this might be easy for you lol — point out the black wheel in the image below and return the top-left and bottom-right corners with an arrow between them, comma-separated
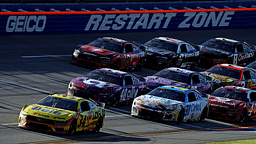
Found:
136,59 -> 144,71
200,107 -> 208,121
112,59 -> 121,70
176,109 -> 184,124
93,117 -> 103,133
239,109 -> 247,123
68,121 -> 76,135
111,94 -> 120,107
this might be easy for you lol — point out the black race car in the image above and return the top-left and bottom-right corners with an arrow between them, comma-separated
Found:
143,37 -> 200,70
199,37 -> 256,68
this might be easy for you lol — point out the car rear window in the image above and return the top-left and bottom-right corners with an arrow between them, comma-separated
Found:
86,70 -> 123,86
211,88 -> 247,101
148,87 -> 185,102
145,39 -> 178,52
207,65 -> 241,80
89,38 -> 122,53
154,69 -> 190,84
202,39 -> 233,53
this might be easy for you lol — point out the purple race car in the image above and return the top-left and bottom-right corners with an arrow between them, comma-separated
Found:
67,68 -> 148,106
145,67 -> 213,95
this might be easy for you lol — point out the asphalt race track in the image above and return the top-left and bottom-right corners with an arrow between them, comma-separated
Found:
1,29 -> 256,144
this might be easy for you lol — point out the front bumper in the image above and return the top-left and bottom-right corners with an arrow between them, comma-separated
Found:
208,107 -> 242,122
131,106 -> 177,122
18,116 -> 71,134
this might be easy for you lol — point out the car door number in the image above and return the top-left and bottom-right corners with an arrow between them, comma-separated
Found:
120,88 -> 138,100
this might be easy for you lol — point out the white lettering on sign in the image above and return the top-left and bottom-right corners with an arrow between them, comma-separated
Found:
85,13 -> 176,31
85,11 -> 234,31
6,15 -> 47,32
178,11 -> 235,28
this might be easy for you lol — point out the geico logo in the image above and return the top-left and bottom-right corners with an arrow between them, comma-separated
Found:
84,11 -> 234,31
6,15 -> 47,32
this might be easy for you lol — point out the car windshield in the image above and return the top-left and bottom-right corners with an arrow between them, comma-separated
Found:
202,39 -> 233,53
154,69 -> 189,84
148,87 -> 185,102
88,38 -> 122,53
86,70 -> 123,86
145,39 -> 178,52
211,88 -> 247,101
207,65 -> 241,79
37,96 -> 78,111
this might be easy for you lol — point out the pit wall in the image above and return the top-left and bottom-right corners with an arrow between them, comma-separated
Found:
1,1 -> 256,35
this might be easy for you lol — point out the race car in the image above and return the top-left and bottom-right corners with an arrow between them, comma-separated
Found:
201,64 -> 256,91
199,37 -> 256,68
18,94 -> 105,135
71,37 -> 145,71
67,68 -> 148,106
208,86 -> 256,122
145,67 -> 212,95
131,86 -> 209,123
143,37 -> 200,70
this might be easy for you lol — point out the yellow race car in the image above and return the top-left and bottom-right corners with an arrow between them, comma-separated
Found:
18,94 -> 105,135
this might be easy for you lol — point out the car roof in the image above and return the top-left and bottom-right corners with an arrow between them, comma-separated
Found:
213,37 -> 240,44
155,37 -> 184,44
166,67 -> 194,76
217,64 -> 246,71
50,94 -> 83,102
97,68 -> 128,76
223,86 -> 252,92
160,86 -> 191,93
101,37 -> 127,44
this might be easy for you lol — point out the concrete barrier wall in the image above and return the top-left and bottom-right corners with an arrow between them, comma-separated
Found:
1,1 -> 256,35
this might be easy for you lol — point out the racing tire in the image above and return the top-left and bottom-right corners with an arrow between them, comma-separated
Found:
111,94 -> 120,107
200,107 -> 208,122
68,120 -> 77,135
176,109 -> 184,124
93,117 -> 103,133
239,109 -> 247,123
136,59 -> 144,71
112,59 -> 121,70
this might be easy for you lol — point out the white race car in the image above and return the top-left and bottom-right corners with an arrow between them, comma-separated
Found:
131,86 -> 209,123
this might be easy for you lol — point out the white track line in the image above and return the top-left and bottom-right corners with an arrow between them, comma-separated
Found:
1,114 -> 130,126
21,55 -> 72,58
181,123 -> 203,129
108,107 -> 131,114
0,80 -> 53,94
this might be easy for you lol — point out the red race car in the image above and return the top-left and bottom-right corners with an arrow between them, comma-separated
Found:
201,64 -> 256,91
71,37 -> 145,71
208,86 -> 256,122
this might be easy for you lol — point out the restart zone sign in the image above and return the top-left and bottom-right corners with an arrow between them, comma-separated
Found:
0,8 -> 255,35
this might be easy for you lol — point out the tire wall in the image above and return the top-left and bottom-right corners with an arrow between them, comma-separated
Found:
1,1 -> 256,35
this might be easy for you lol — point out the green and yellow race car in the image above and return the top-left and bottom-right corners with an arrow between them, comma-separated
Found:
18,94 -> 105,135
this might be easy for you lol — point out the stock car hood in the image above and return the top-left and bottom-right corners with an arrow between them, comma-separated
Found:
200,46 -> 230,57
146,76 -> 188,89
24,104 -> 76,121
135,94 -> 182,110
70,77 -> 119,93
146,47 -> 175,55
209,95 -> 245,109
81,45 -> 120,56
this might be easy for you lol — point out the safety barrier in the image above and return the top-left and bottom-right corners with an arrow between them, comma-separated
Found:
1,1 -> 256,35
